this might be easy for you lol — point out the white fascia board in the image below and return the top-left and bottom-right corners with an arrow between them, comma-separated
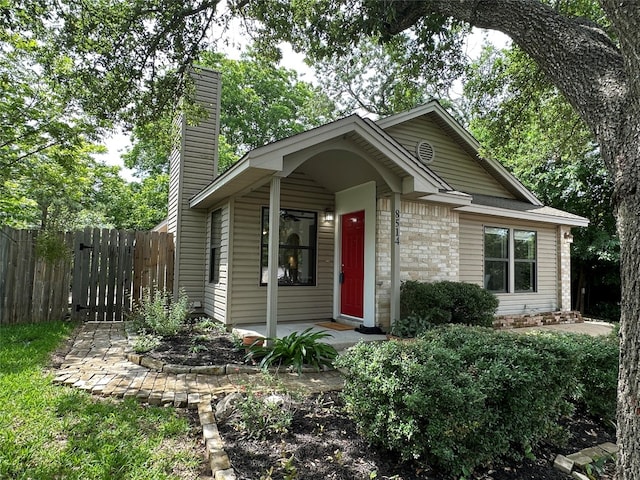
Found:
247,115 -> 362,164
455,204 -> 590,227
377,101 -> 482,149
419,191 -> 473,206
376,101 -> 440,129
478,157 -> 542,206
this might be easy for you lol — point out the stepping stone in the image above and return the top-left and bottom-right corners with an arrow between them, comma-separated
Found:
567,452 -> 593,469
554,454 -> 574,474
599,442 -> 619,455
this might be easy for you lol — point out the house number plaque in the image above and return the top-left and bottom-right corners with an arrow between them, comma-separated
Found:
395,209 -> 400,244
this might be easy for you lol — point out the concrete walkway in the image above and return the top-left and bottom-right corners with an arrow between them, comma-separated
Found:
510,320 -> 615,337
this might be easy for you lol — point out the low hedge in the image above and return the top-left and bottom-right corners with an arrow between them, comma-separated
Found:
400,280 -> 499,327
545,330 -> 619,421
337,326 -> 618,477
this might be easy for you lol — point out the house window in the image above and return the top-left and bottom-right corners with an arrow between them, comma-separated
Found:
514,230 -> 537,292
209,209 -> 222,283
484,227 -> 509,292
484,226 -> 537,293
260,207 -> 317,286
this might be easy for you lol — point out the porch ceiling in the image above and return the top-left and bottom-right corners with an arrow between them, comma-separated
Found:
295,149 -> 387,194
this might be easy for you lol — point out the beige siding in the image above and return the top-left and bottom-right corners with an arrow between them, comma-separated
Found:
459,213 -> 559,315
229,172 -> 335,325
204,203 -> 231,321
167,68 -> 220,303
385,117 -> 515,198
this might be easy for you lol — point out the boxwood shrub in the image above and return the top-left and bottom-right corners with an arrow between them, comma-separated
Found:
540,331 -> 619,421
337,326 -> 578,476
400,280 -> 499,327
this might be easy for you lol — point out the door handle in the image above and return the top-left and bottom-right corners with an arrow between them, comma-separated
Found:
339,272 -> 344,284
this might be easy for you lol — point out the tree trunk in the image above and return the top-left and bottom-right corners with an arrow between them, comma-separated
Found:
380,1 -> 640,478
617,193 -> 640,478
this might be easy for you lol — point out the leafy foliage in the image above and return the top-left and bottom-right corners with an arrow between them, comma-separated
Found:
246,328 -> 338,374
464,44 -> 620,315
400,280 -> 499,327
388,313 -> 434,339
233,390 -> 295,440
337,326 -> 579,476
548,331 -> 620,421
124,50 -> 337,179
131,288 -> 191,337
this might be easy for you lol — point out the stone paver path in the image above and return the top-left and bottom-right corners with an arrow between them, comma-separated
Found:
53,322 -> 345,407
53,322 -> 345,479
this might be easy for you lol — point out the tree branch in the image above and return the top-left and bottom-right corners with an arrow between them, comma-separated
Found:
381,0 -> 627,170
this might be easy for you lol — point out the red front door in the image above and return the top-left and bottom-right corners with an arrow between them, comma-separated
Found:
340,210 -> 365,318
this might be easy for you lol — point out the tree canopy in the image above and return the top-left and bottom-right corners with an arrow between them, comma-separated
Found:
464,45 -> 619,317
124,50 -> 337,177
2,1 -> 639,476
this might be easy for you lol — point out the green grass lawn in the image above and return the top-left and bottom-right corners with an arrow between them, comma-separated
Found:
0,321 -> 203,480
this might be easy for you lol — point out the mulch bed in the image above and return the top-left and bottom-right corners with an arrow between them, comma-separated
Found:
138,323 -> 617,479
218,392 -> 617,480
142,323 -> 247,366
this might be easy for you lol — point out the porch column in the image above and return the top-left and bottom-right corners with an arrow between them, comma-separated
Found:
266,176 -> 281,339
390,192 -> 401,325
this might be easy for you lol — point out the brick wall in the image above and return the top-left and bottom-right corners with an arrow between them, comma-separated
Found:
493,310 -> 583,329
375,198 -> 459,328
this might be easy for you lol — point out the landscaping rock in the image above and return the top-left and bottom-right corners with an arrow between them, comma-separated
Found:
264,393 -> 289,408
215,392 -> 244,422
572,472 -> 590,480
567,452 -> 594,469
554,454 -> 574,474
599,442 -> 619,455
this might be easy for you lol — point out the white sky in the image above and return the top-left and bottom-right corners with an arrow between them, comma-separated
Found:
97,28 -> 510,182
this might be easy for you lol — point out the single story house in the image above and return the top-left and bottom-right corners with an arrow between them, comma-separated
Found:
167,67 -> 588,337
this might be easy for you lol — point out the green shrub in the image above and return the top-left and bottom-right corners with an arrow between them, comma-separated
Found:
233,390 -> 295,440
131,288 -> 190,336
246,328 -> 338,374
388,313 -> 435,338
544,331 -> 619,421
132,332 -> 161,353
400,280 -> 499,327
336,326 -> 577,477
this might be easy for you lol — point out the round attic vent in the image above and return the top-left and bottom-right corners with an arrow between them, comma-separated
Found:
416,140 -> 435,165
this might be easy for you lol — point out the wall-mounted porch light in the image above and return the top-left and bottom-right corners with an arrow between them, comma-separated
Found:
563,231 -> 574,243
324,208 -> 335,222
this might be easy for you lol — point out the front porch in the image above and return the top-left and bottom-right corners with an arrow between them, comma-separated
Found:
233,320 -> 388,352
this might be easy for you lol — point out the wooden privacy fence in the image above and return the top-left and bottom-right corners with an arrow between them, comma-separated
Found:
0,227 -> 174,325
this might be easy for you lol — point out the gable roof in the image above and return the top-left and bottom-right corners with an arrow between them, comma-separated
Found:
377,101 -> 543,206
190,113 -> 471,209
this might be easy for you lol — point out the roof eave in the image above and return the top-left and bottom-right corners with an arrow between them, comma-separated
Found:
455,204 -> 590,227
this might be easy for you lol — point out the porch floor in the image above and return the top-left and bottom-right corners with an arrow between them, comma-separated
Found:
232,321 -> 388,352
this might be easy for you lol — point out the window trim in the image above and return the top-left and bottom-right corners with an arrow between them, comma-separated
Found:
514,229 -> 537,293
484,226 -> 538,294
484,226 -> 509,293
260,207 -> 318,287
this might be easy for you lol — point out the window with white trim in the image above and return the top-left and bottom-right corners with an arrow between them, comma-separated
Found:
484,226 -> 537,293
514,230 -> 537,292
